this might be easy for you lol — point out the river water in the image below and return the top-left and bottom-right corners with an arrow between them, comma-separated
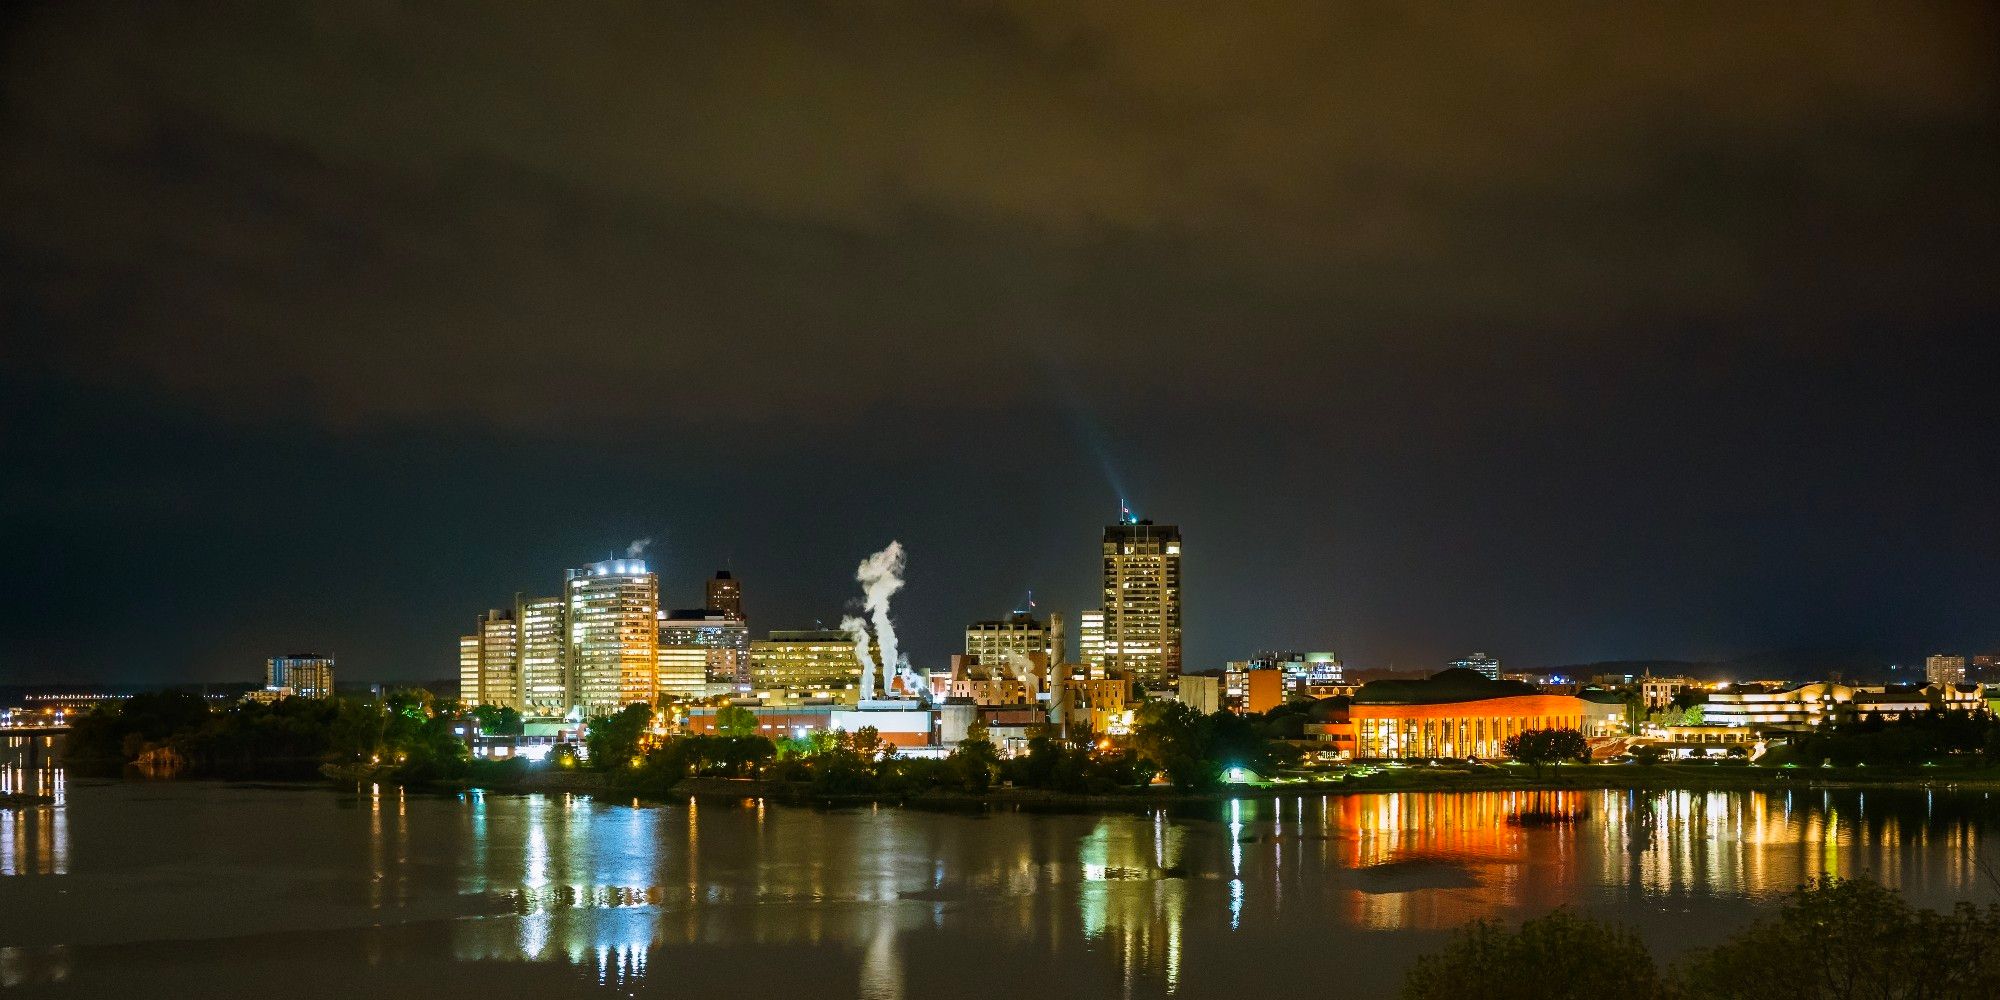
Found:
4,736 -> 1998,998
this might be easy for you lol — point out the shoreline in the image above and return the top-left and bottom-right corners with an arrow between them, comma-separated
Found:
659,765 -> 2000,811
80,761 -> 2000,812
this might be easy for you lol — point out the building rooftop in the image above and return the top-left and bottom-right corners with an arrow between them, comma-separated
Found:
1352,668 -> 1539,705
762,629 -> 857,643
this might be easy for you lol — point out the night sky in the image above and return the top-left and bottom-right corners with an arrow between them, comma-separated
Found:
3,3 -> 1996,685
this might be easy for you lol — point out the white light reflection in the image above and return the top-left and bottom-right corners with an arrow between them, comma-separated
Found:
1229,798 -> 1244,931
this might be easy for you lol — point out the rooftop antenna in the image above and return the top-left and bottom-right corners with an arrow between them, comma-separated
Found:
1119,498 -> 1137,525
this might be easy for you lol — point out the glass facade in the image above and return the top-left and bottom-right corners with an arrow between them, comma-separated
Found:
565,559 -> 660,716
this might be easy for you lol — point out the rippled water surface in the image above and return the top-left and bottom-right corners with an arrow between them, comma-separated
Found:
5,737 -> 1999,998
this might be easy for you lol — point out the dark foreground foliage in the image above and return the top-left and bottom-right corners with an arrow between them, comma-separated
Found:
1402,877 -> 2000,1000
67,688 -> 470,783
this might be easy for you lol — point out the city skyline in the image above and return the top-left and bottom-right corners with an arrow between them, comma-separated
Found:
6,7 -> 2000,999
10,499 -> 1995,689
3,4 -> 1996,685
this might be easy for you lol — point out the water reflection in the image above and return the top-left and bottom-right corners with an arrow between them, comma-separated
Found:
4,769 -> 1998,998
1,736 -> 68,877
0,946 -> 71,988
417,786 -> 1999,996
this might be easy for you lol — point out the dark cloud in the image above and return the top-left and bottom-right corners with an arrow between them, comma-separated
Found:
1,2 -> 1996,680
6,1 -> 1994,426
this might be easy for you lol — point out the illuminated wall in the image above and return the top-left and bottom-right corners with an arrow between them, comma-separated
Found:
1245,669 -> 1284,714
1351,694 -> 1588,759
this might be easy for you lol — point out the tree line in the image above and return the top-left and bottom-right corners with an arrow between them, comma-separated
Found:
65,688 -> 488,784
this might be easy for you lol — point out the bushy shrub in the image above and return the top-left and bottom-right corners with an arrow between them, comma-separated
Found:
1401,909 -> 1666,1000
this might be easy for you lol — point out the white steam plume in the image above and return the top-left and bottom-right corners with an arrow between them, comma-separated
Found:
1005,652 -> 1036,693
841,614 -> 878,701
625,537 -> 655,558
839,542 -> 908,702
855,541 -> 906,692
898,661 -> 931,706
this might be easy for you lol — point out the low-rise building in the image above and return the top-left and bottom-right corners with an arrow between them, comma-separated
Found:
748,630 -> 866,697
1320,669 -> 1589,760
1576,689 -> 1630,737
1638,674 -> 1699,710
1244,668 -> 1285,714
1703,682 -> 1851,728
1705,680 -> 1984,729
1177,675 -> 1221,715
1054,677 -> 1134,739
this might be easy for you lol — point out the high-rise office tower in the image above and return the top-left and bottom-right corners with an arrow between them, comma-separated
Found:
965,612 -> 1053,665
474,609 -> 521,709
705,570 -> 744,621
266,654 -> 335,699
514,595 -> 569,717
1101,517 -> 1182,686
1927,653 -> 1967,687
565,558 -> 660,715
1078,610 -> 1106,678
458,635 -> 481,704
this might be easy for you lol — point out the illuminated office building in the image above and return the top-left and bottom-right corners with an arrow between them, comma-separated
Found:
565,559 -> 660,715
1450,652 -> 1502,680
474,609 -> 521,709
514,595 -> 569,717
458,635 -> 480,705
1078,610 -> 1105,677
266,654 -> 335,699
749,630 -> 865,694
656,643 -> 710,699
1101,518 -> 1182,686
1926,653 -> 1967,687
965,612 -> 1054,665
659,608 -> 749,688
704,571 -> 744,620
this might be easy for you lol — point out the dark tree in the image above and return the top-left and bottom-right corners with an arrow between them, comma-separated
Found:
586,702 -> 653,769
1502,728 -> 1589,779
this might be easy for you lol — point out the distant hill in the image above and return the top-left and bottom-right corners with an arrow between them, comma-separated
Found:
1531,647 -> 1916,684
